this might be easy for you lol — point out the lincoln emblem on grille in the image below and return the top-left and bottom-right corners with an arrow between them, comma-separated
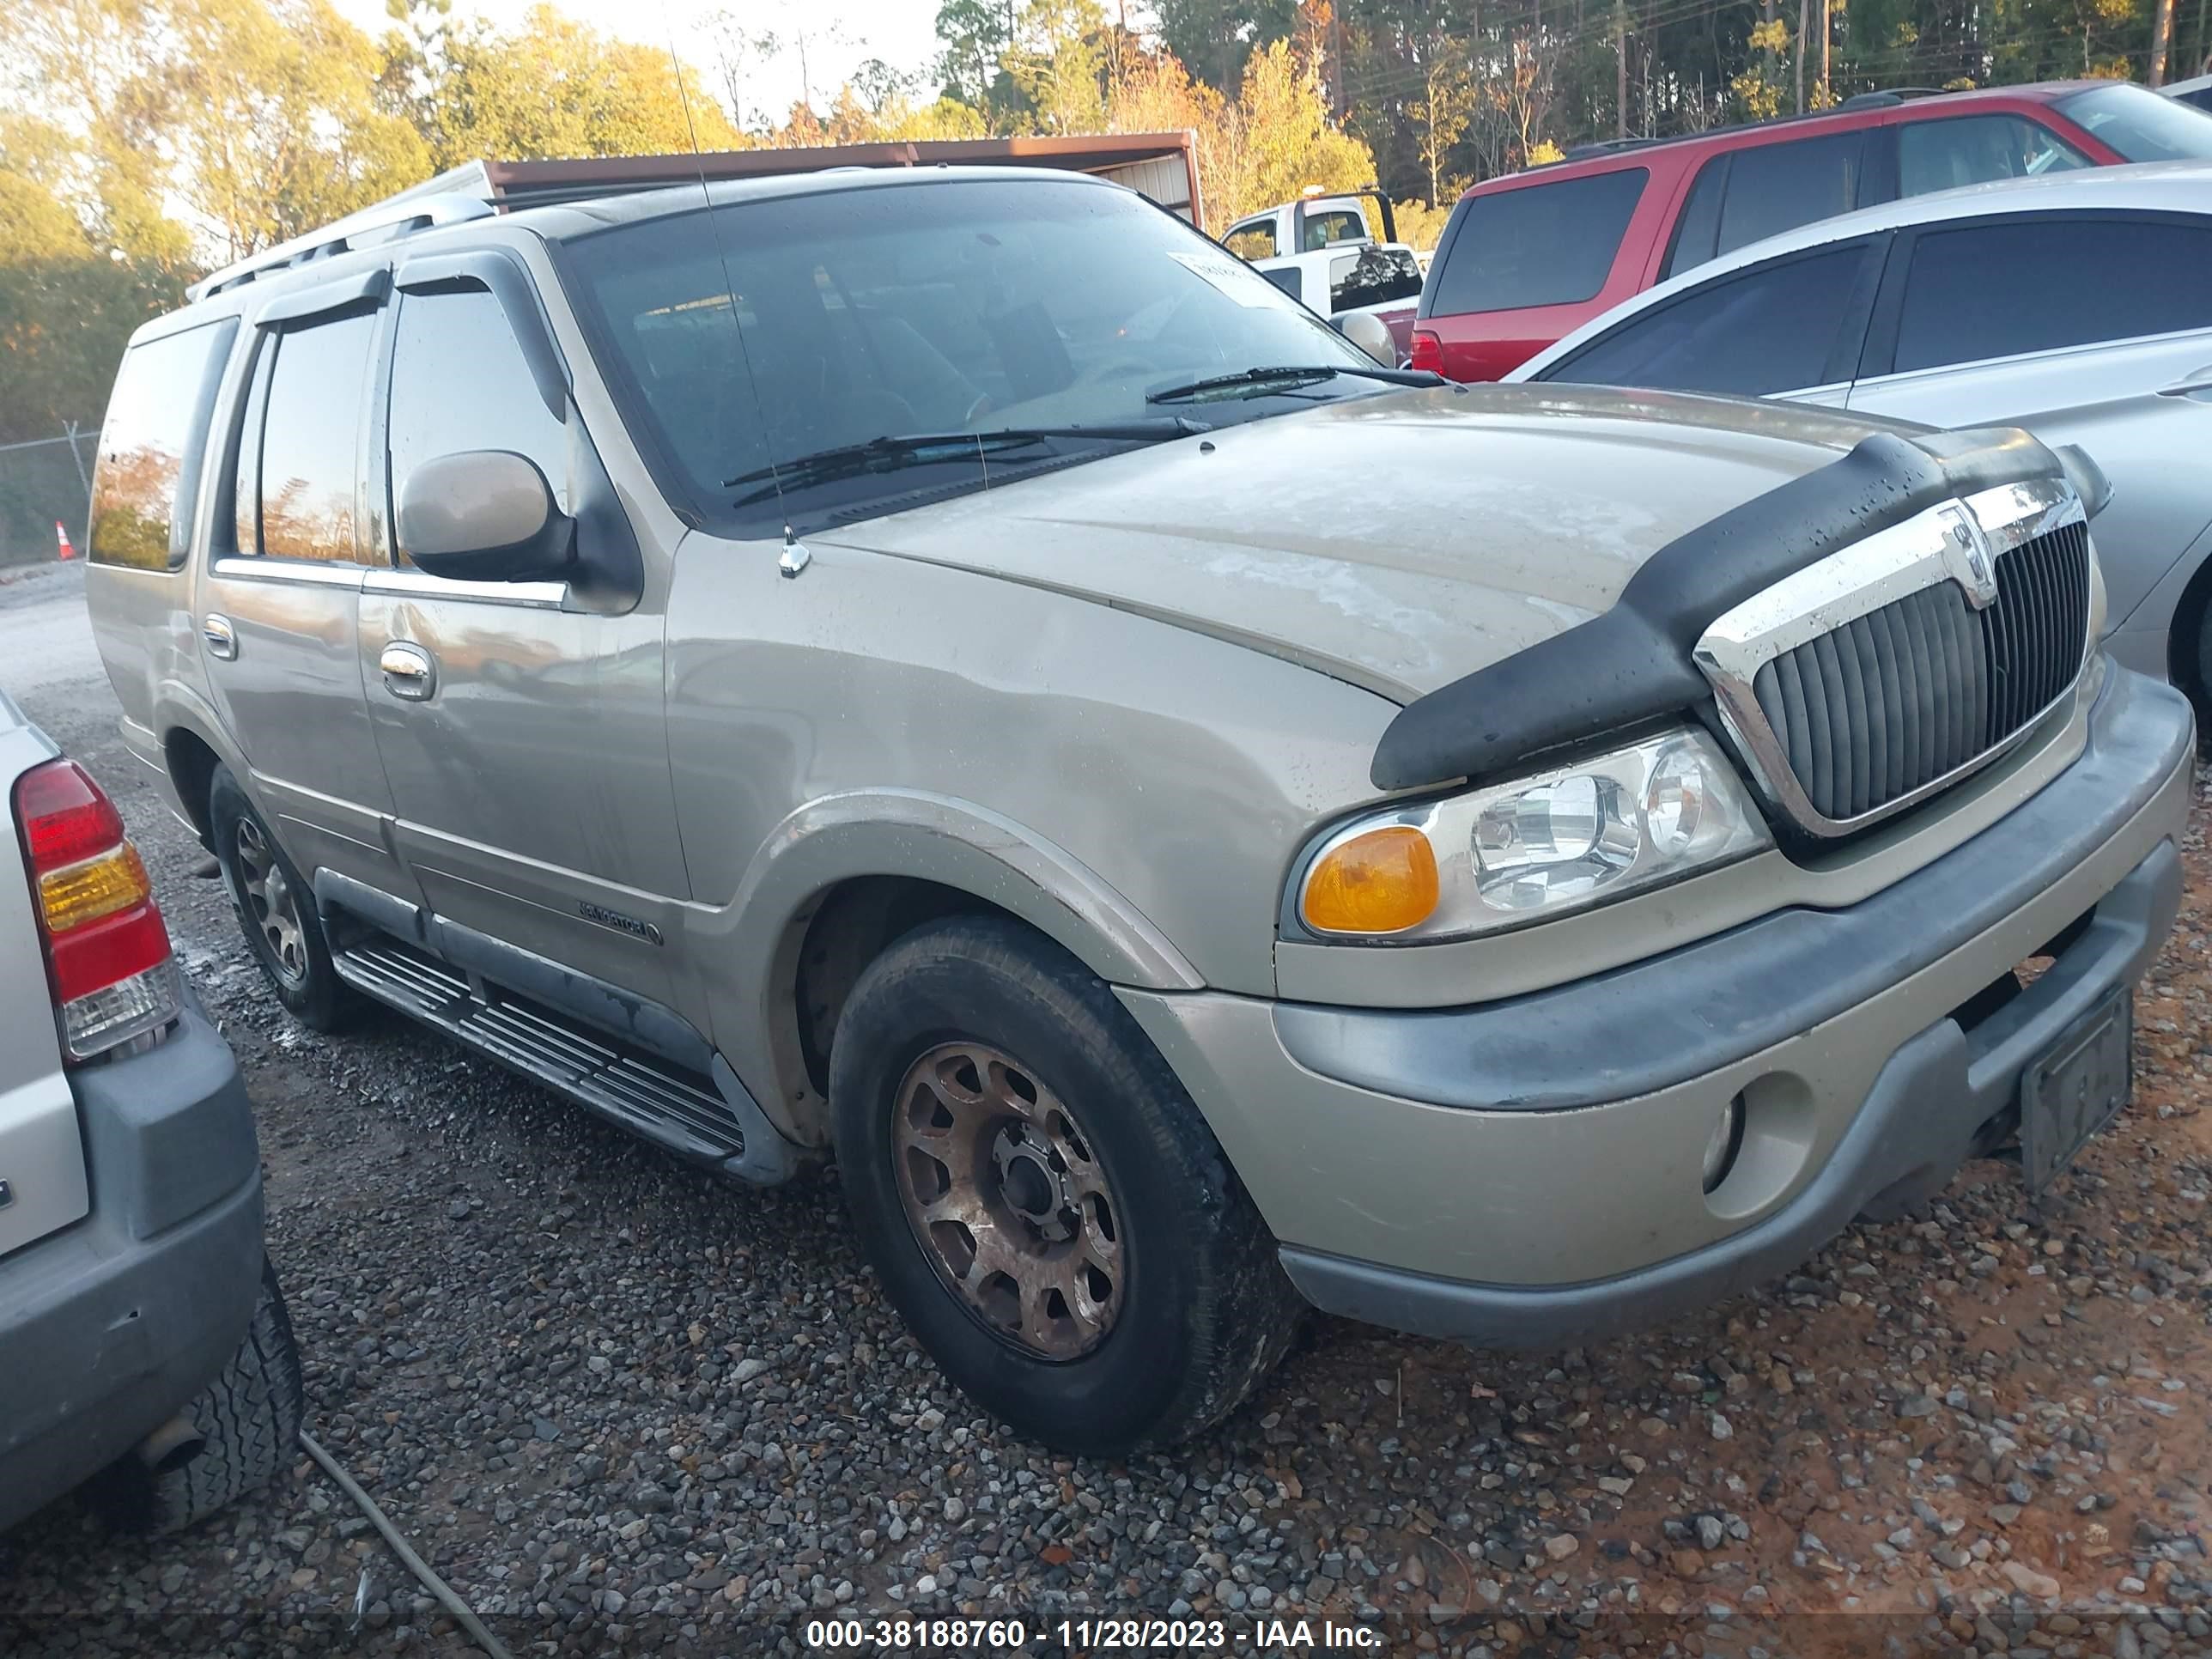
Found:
1948,520 -> 2001,611
1692,476 -> 2095,839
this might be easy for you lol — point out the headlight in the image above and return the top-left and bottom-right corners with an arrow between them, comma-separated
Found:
1294,728 -> 1771,941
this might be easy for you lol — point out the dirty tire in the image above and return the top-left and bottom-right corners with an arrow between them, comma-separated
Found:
92,1260 -> 305,1535
830,914 -> 1303,1455
208,765 -> 355,1031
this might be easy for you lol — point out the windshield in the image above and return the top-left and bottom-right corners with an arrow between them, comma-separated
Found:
2055,82 -> 2212,161
556,176 -> 1381,531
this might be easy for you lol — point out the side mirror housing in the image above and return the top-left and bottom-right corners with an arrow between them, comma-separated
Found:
398,450 -> 574,582
1334,309 -> 1398,368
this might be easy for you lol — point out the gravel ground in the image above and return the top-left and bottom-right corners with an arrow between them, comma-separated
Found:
2,557 -> 2209,1658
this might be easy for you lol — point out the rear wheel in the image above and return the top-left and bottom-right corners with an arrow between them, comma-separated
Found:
209,766 -> 356,1030
91,1260 -> 305,1535
830,915 -> 1303,1455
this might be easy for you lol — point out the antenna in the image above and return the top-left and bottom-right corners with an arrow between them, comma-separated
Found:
661,4 -> 790,542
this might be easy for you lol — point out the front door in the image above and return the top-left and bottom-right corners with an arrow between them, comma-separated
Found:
358,269 -> 689,1004
199,298 -> 404,897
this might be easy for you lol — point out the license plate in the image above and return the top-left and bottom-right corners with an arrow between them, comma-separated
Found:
2019,989 -> 2132,1195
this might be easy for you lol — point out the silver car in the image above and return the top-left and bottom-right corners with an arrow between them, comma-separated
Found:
84,164 -> 2194,1453
1507,161 -> 2212,702
0,688 -> 301,1535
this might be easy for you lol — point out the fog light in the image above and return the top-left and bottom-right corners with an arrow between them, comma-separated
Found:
1702,1094 -> 1746,1194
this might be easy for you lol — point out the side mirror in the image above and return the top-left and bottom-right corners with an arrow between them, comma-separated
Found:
1334,310 -> 1398,368
398,450 -> 573,582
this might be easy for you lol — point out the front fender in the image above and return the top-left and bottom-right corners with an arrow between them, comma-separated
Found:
697,790 -> 1203,1138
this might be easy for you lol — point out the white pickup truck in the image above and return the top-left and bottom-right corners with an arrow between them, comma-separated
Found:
1220,187 -> 1425,362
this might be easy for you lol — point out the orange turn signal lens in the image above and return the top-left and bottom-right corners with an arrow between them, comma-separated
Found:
37,844 -> 153,933
1301,826 -> 1440,934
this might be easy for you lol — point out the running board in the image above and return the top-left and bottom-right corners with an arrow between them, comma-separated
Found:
333,938 -> 750,1170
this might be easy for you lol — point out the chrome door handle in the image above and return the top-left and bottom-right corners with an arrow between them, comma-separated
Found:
202,614 -> 237,660
2159,362 -> 2212,398
380,641 -> 436,701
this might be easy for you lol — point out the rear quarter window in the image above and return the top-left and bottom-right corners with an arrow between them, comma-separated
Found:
87,319 -> 238,570
1427,168 -> 1648,316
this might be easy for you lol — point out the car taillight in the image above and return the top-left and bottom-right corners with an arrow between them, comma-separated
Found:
1408,329 -> 1443,375
12,758 -> 180,1060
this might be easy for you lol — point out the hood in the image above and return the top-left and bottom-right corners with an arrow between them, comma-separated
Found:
813,384 -> 1907,704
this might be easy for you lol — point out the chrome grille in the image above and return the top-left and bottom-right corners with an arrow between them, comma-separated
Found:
1694,481 -> 2094,839
1747,520 -> 2090,823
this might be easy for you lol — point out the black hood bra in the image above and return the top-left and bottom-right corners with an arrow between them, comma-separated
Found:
1370,424 -> 2112,793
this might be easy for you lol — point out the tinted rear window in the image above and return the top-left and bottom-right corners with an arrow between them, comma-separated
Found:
1331,246 -> 1424,312
1427,169 -> 1647,316
87,319 -> 237,569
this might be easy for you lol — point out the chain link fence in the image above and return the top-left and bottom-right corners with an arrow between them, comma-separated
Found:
0,426 -> 97,568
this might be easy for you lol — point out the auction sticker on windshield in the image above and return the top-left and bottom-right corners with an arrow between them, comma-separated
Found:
1168,249 -> 1291,307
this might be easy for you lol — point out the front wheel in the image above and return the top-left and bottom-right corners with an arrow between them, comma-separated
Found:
830,915 -> 1303,1455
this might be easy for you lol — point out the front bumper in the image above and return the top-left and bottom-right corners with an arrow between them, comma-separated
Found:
0,998 -> 264,1533
1121,664 -> 2195,1346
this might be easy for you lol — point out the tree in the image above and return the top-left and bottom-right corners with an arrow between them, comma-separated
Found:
7,0 -> 427,261
1221,37 -> 1377,218
0,120 -> 184,442
1153,0 -> 1298,93
934,0 -> 1019,114
422,6 -> 746,168
1407,46 -> 1476,203
1733,15 -> 1792,117
1006,0 -> 1111,133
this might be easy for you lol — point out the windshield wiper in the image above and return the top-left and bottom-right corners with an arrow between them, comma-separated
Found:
727,421 -> 1200,505
1145,363 -> 1442,404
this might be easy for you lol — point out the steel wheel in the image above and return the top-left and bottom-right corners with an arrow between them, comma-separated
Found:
891,1041 -> 1125,1360
232,817 -> 307,986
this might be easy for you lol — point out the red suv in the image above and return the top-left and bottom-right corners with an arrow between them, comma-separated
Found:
1412,79 -> 2212,381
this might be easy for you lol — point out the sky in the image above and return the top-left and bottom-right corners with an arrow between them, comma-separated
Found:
326,0 -> 947,125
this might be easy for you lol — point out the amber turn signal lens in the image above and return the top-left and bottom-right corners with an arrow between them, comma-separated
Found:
37,844 -> 153,933
1301,826 -> 1440,934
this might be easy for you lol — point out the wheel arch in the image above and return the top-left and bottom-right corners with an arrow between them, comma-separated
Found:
154,690 -> 248,849
720,792 -> 1203,1147
2163,532 -> 2212,708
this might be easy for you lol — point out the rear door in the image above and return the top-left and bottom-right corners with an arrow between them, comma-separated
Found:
198,275 -> 406,897
1848,210 -> 2212,628
358,249 -> 690,1003
1658,130 -> 1871,281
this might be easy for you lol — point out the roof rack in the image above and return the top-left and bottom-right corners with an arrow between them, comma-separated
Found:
1838,86 -> 1950,110
1562,135 -> 1667,161
190,187 -> 498,301
185,135 -> 1208,302
1534,83 -> 1983,172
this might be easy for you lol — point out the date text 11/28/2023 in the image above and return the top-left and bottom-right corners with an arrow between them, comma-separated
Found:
802,1616 -> 1389,1651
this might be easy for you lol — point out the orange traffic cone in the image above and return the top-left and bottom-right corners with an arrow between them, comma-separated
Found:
54,520 -> 77,561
